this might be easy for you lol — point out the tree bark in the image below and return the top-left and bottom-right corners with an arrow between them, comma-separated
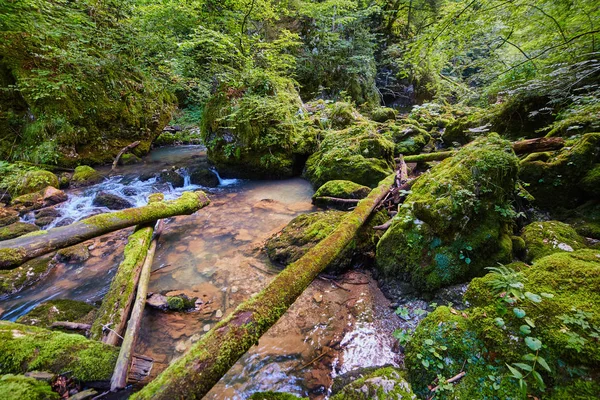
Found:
110,219 -> 164,391
89,194 -> 164,345
111,141 -> 140,172
0,191 -> 210,269
131,174 -> 395,400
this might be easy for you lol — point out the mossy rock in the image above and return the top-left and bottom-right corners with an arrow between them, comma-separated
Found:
330,367 -> 415,399
381,121 -> 431,156
17,299 -> 95,329
0,321 -> 118,382
158,169 -> 185,188
312,180 -> 370,210
55,244 -> 90,263
376,134 -> 519,292
370,107 -> 397,123
19,171 -> 59,196
202,72 -> 315,179
188,166 -> 219,188
304,123 -> 395,188
562,201 -> 600,239
266,210 -> 387,273
0,207 -> 19,228
70,166 -> 103,188
519,133 -> 600,209
0,256 -> 54,300
579,163 -> 600,197
0,222 -> 40,241
119,153 -> 142,165
166,295 -> 196,311
0,374 -> 58,400
521,221 -> 587,262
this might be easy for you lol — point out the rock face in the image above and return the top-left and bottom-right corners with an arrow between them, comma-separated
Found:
0,222 -> 40,241
330,367 -> 415,400
376,134 -> 519,292
312,180 -> 371,210
70,166 -> 103,188
202,74 -> 315,179
521,221 -> 587,262
92,191 -> 133,210
519,133 -> 600,209
304,123 -> 395,188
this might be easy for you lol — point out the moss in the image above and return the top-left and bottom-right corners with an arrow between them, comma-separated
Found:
521,221 -> 587,262
250,392 -> 304,400
312,180 -> 370,209
119,153 -> 142,165
0,248 -> 28,270
562,201 -> 600,239
304,123 -> 395,188
0,374 -> 58,400
381,121 -> 431,156
0,222 -> 40,241
18,171 -> 59,196
370,107 -> 397,123
519,133 -> 600,209
165,295 -> 197,312
548,379 -> 600,400
0,208 -> 19,228
0,321 -> 118,382
578,163 -> 600,197
330,367 -> 415,399
376,134 -> 519,291
70,166 -> 102,187
17,299 -> 95,329
0,256 -> 53,300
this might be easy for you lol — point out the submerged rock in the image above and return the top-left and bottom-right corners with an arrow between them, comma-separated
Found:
92,191 -> 133,210
330,367 -> 415,399
70,165 -> 103,188
0,222 -> 40,241
55,243 -> 90,263
17,299 -> 95,329
521,221 -> 587,262
376,134 -> 519,292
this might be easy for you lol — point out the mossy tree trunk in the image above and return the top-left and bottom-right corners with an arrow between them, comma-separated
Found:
131,174 -> 395,400
89,194 -> 164,345
0,192 -> 210,269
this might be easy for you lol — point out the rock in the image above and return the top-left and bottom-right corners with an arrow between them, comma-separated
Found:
146,293 -> 169,310
58,172 -> 71,189
34,207 -> 61,227
34,217 -> 56,228
215,309 -> 223,318
0,207 -> 19,228
92,191 -> 133,210
159,169 -> 185,188
376,134 -> 519,292
188,166 -> 219,187
521,221 -> 587,262
70,166 -> 103,188
370,107 -> 397,122
11,187 -> 67,214
17,299 -> 95,329
0,256 -> 55,300
55,218 -> 74,227
381,121 -> 431,155
312,180 -> 371,210
579,163 -> 600,197
19,170 -> 59,196
122,187 -> 138,196
313,293 -> 323,303
203,324 -> 210,332
0,192 -> 12,205
56,244 -> 90,263
24,372 -> 55,382
0,222 -> 40,241
330,367 -> 415,400
119,153 -> 142,165
68,389 -> 97,400
563,201 -> 600,240
304,123 -> 395,188
0,374 -> 59,400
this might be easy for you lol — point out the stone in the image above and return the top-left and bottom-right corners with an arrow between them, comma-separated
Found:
0,207 -> 19,228
188,166 -> 219,187
92,191 -> 133,210
0,222 -> 40,241
159,169 -> 185,188
70,166 -> 103,188
55,244 -> 90,263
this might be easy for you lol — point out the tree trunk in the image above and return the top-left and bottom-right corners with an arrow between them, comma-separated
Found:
0,192 -> 210,269
89,194 -> 164,345
110,219 -> 164,391
131,174 -> 395,400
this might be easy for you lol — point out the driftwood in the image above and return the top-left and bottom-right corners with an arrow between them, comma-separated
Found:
312,196 -> 361,204
401,137 -> 566,163
89,194 -> 164,345
130,174 -> 396,400
111,141 -> 141,172
50,321 -> 92,331
0,191 -> 210,269
111,219 -> 164,391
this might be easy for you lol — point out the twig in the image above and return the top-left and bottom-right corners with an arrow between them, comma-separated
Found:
249,263 -> 277,275
319,276 -> 350,291
294,352 -> 328,371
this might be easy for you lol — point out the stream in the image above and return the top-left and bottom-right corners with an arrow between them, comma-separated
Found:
0,145 -> 404,399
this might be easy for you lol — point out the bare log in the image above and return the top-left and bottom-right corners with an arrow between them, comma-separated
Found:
511,137 -> 565,154
131,174 -> 395,400
0,191 -> 210,269
110,219 -> 164,391
89,194 -> 164,345
111,141 -> 141,172
312,196 -> 361,204
50,321 -> 92,331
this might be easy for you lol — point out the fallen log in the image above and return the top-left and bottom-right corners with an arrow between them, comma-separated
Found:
111,219 -> 164,391
50,321 -> 92,331
111,141 -> 141,172
0,191 -> 210,269
131,174 -> 395,400
401,137 -> 566,163
312,196 -> 361,204
89,194 -> 164,345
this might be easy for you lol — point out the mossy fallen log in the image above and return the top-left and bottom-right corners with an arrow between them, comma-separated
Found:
131,174 -> 395,400
0,321 -> 118,382
89,194 -> 164,345
0,191 -> 210,269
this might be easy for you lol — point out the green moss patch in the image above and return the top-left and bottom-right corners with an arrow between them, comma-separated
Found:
17,299 -> 95,329
70,166 -> 102,188
330,367 -> 415,399
521,221 -> 587,262
0,256 -> 55,300
0,374 -> 58,400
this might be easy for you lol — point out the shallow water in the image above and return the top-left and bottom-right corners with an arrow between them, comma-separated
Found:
0,146 -> 403,399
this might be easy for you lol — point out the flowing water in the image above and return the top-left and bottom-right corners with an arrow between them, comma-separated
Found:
0,145 -> 403,399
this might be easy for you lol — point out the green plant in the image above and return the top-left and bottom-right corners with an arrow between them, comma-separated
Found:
558,308 -> 600,352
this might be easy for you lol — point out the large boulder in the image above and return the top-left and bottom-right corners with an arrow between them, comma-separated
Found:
18,170 -> 59,196
519,133 -> 600,209
304,123 -> 395,188
10,187 -> 67,214
381,121 -> 431,156
70,166 -> 103,188
202,72 -> 315,178
376,134 -> 519,291
158,169 -> 185,188
188,166 -> 219,187
521,221 -> 587,262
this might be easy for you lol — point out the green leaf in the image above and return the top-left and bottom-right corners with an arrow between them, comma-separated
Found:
540,292 -> 554,298
494,317 -> 505,327
537,356 -> 551,372
424,339 -> 434,346
520,325 -> 531,335
525,292 -> 542,303
465,257 -> 471,264
532,370 -> 545,390
507,364 -> 523,379
523,353 -> 537,361
422,359 -> 430,368
519,378 -> 527,396
513,308 -> 526,318
525,317 -> 536,328
513,363 -> 533,372
525,336 -> 542,351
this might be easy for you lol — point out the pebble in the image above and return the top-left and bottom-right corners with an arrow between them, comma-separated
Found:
231,286 -> 239,293
203,324 -> 211,332
215,309 -> 223,318
175,341 -> 187,353
313,293 -> 323,303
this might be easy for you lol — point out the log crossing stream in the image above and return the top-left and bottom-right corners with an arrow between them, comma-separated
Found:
0,145 -> 403,399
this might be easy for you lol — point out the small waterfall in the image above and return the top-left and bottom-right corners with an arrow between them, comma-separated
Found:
210,168 -> 239,186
